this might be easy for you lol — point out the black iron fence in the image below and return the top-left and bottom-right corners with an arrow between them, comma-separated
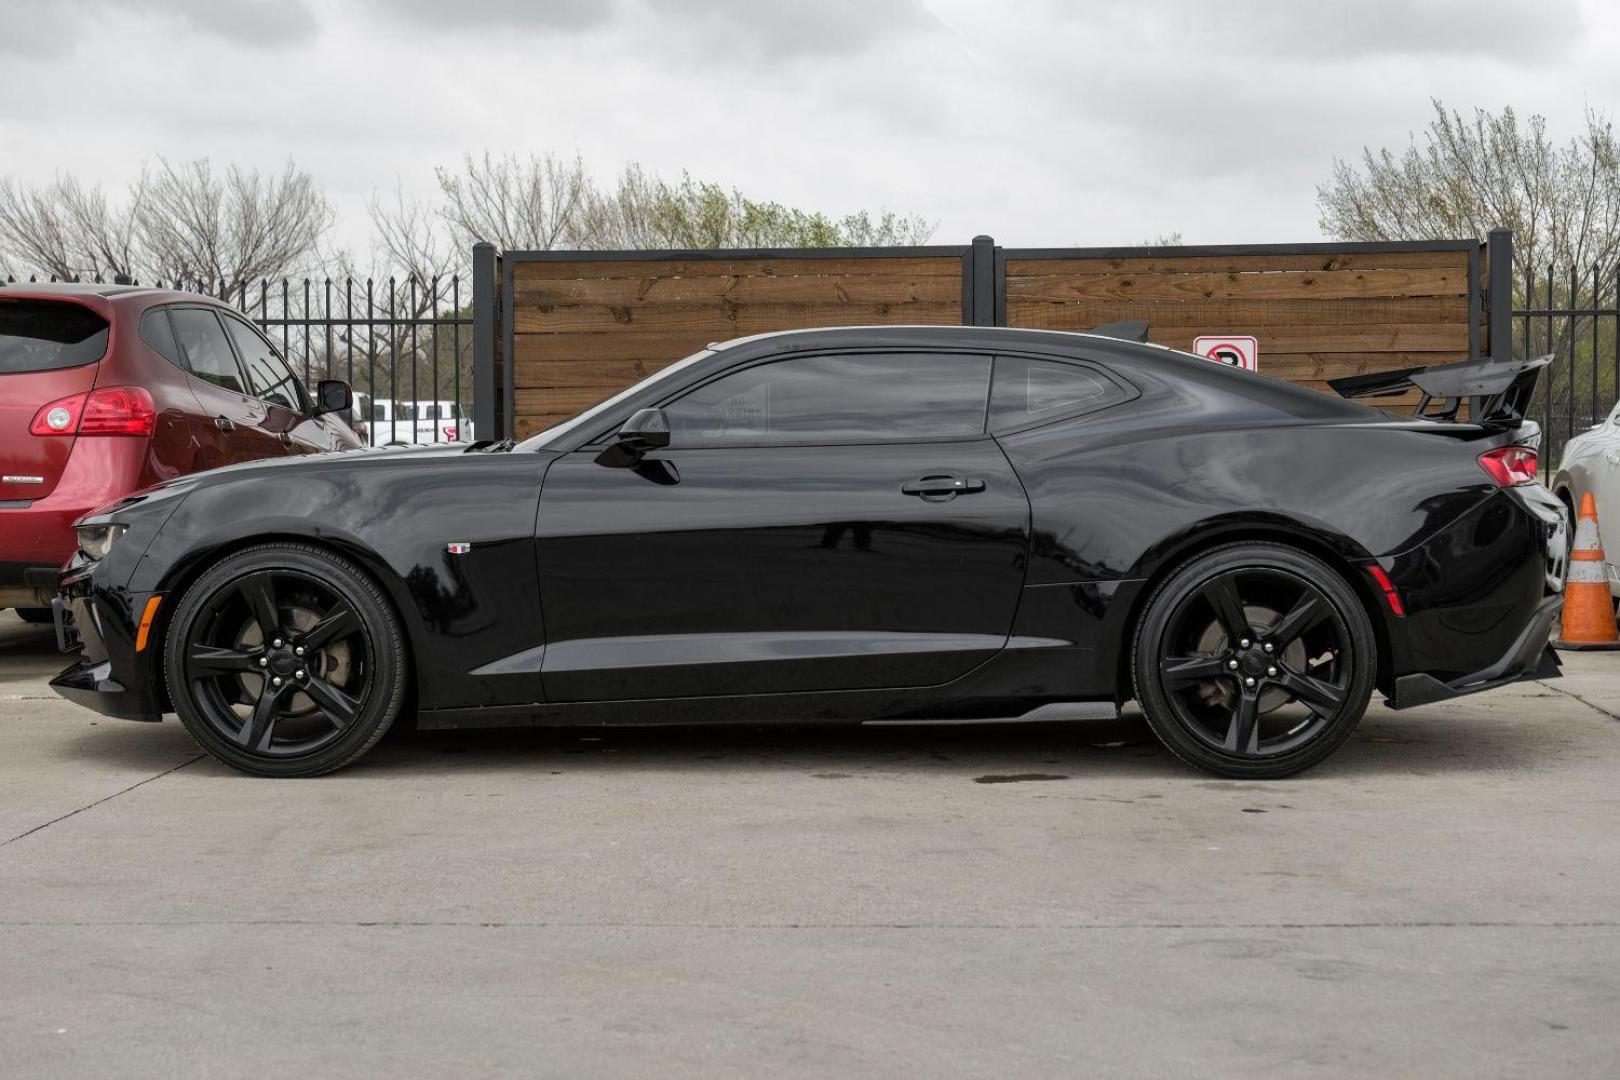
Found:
4,270 -> 476,447
1515,264 -> 1620,477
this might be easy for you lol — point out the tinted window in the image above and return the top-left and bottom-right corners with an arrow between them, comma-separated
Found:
222,314 -> 301,410
139,308 -> 184,369
0,299 -> 109,374
170,308 -> 245,394
665,353 -> 991,446
989,356 -> 1129,433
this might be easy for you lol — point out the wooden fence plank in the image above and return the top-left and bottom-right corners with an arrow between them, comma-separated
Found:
514,272 -> 963,307
1006,297 -> 1467,329
513,331 -> 722,364
512,256 -> 962,281
1004,267 -> 1466,303
1006,251 -> 1470,276
514,300 -> 962,335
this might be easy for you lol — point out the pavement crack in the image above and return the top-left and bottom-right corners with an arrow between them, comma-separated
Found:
0,755 -> 204,849
1536,678 -> 1620,723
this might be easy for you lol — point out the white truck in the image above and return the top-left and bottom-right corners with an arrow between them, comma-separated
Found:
351,393 -> 472,446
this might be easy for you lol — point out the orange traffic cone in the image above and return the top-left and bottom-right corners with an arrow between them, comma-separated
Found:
1555,492 -> 1620,649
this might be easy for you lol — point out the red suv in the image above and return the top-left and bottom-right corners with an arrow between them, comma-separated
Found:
1,284 -> 360,621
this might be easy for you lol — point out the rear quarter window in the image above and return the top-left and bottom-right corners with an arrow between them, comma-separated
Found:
0,298 -> 110,373
139,308 -> 185,370
989,356 -> 1132,433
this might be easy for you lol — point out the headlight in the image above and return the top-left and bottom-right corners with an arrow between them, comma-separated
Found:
76,523 -> 128,561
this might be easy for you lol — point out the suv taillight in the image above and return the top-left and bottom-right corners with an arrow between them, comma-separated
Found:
1478,445 -> 1538,487
30,387 -> 156,437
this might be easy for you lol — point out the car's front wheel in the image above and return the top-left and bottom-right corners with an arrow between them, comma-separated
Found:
163,543 -> 408,777
1132,542 -> 1375,779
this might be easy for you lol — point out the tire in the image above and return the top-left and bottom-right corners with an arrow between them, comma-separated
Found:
163,543 -> 408,777
15,607 -> 54,625
1132,542 -> 1375,779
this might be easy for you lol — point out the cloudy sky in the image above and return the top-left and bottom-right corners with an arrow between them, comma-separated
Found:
3,0 -> 1614,255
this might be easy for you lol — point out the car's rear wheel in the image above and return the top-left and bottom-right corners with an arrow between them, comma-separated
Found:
163,543 -> 407,777
1132,542 -> 1375,779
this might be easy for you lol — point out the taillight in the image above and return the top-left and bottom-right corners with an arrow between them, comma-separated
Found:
1478,445 -> 1538,487
30,393 -> 87,435
81,386 -> 156,436
29,386 -> 156,437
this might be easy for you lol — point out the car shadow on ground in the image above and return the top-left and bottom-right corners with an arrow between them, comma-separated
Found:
16,615 -> 1569,782
54,701 -> 1565,781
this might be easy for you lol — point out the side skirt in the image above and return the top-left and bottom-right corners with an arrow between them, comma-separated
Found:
416,692 -> 1120,731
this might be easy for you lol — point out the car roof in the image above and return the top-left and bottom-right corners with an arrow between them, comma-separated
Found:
0,281 -> 156,298
710,323 -> 1181,357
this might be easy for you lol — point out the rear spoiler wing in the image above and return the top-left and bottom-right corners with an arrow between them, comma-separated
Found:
1328,354 -> 1551,427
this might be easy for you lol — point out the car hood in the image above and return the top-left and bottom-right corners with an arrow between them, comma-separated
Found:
147,442 -> 489,492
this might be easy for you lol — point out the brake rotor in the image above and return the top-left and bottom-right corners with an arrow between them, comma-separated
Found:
229,603 -> 353,719
1192,603 -> 1308,714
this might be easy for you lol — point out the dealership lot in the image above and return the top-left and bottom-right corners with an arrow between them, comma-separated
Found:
2,608 -> 1618,1078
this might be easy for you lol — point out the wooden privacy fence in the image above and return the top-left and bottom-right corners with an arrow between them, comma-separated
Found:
472,233 -> 1509,440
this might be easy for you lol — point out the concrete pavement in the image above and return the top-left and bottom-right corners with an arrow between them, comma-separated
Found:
2,609 -> 1618,1078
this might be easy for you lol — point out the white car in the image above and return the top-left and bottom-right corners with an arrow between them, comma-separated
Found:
400,399 -> 473,444
1553,401 -> 1620,596
350,394 -> 472,446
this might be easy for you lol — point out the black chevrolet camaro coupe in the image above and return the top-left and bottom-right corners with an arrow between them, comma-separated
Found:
51,326 -> 1566,778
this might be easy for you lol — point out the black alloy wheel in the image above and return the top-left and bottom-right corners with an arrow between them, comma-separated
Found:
1132,542 -> 1375,779
164,543 -> 407,777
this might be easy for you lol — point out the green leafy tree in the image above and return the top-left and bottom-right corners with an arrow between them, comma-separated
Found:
1318,100 -> 1620,281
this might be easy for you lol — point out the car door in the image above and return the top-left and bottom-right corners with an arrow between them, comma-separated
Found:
165,306 -> 267,467
219,312 -> 327,455
534,350 -> 1032,702
1583,402 -> 1620,584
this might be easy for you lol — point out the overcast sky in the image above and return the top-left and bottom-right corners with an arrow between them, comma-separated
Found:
4,0 -> 1615,256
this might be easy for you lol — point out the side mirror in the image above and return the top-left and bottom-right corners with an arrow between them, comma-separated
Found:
313,379 -> 353,417
595,407 -> 670,467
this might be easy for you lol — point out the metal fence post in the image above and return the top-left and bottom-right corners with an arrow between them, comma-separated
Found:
471,242 -> 499,439
968,235 -> 996,327
1488,228 -> 1513,362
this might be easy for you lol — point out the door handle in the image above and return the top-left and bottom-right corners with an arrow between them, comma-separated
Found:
214,416 -> 236,433
278,432 -> 293,448
901,475 -> 985,498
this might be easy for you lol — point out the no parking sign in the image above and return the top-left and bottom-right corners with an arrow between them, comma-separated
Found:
1193,335 -> 1258,372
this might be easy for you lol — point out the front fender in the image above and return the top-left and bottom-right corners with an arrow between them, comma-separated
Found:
130,453 -> 551,710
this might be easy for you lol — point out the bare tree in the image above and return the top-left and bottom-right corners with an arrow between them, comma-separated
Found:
435,152 -> 593,253
0,157 -> 331,289
1318,101 -> 1620,277
135,158 -> 333,291
0,174 -> 139,281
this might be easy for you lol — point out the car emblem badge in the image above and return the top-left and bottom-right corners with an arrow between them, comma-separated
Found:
446,542 -> 472,555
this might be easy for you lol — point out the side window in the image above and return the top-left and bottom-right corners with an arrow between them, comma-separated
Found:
988,356 -> 1130,433
664,352 -> 991,447
222,314 -> 302,411
169,308 -> 245,394
138,308 -> 185,370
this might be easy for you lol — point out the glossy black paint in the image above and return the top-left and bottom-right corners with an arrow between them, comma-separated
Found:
53,326 -> 1562,732
536,438 -> 1029,700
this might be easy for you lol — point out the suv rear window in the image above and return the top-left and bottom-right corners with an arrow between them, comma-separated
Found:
0,298 -> 110,374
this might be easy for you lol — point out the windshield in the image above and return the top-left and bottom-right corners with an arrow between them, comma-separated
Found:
516,349 -> 715,450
